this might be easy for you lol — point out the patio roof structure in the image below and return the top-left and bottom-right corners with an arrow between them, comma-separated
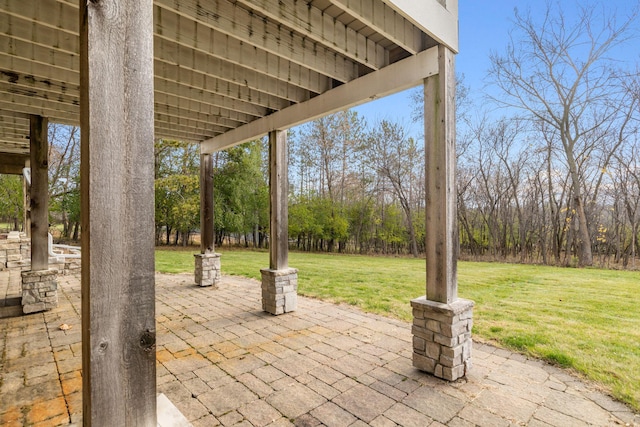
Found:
0,1 -> 467,425
0,0 -> 457,155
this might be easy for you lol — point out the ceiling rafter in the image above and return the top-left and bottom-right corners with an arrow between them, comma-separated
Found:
153,39 -> 313,104
326,0 -> 423,56
154,104 -> 247,129
156,0 -> 359,82
155,78 -> 269,117
154,14 -> 331,94
3,3 -> 321,103
209,0 -> 387,70
0,34 -> 300,117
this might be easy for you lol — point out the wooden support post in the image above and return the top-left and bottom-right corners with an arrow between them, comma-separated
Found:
261,130 -> 297,315
23,158 -> 31,236
29,115 -> 48,271
412,45 -> 473,382
200,153 -> 215,254
80,1 -> 156,425
269,130 -> 288,270
424,45 -> 458,304
195,152 -> 221,287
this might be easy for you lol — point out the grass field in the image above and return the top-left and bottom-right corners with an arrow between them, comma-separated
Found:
155,248 -> 640,411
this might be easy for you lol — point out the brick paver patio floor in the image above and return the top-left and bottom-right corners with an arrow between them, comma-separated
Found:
0,270 -> 638,426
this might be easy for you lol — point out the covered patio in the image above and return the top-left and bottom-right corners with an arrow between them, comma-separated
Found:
1,269 -> 637,426
1,0 -> 470,423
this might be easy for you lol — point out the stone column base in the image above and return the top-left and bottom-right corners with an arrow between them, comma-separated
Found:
21,269 -> 58,314
411,297 -> 474,381
194,253 -> 221,287
260,268 -> 298,315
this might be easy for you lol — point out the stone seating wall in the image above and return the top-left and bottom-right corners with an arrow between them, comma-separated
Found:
0,232 -> 80,275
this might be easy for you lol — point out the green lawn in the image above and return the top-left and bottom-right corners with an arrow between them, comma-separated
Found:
155,248 -> 640,411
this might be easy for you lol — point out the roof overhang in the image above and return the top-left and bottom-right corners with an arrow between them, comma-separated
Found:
0,0 -> 458,160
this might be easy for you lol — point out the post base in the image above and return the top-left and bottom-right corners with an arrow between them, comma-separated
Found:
194,253 -> 221,287
21,269 -> 58,314
260,268 -> 298,315
411,297 -> 474,381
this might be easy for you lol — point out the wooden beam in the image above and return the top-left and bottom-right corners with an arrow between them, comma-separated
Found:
0,95 -> 78,125
0,152 -> 29,175
424,45 -> 457,304
269,130 -> 288,270
80,0 -> 157,425
201,46 -> 438,153
200,153 -> 215,254
0,145 -> 29,155
29,115 -> 48,271
23,158 -> 30,237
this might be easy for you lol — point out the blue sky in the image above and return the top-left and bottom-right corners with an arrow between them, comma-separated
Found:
352,0 -> 639,137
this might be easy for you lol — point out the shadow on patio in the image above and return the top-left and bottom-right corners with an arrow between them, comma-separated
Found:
0,270 -> 637,426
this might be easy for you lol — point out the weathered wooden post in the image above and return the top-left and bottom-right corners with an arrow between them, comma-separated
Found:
29,115 -> 48,271
195,152 -> 221,287
80,0 -> 157,424
23,157 -> 30,237
411,45 -> 474,381
21,115 -> 58,314
261,130 -> 298,314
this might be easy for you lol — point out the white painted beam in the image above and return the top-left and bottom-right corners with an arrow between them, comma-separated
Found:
201,46 -> 438,153
383,0 -> 459,53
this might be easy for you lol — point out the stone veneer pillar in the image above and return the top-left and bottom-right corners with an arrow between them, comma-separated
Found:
411,297 -> 473,380
260,267 -> 298,315
21,269 -> 58,314
194,253 -> 221,287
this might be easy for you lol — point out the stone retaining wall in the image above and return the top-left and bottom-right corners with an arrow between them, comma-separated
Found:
0,232 -> 30,271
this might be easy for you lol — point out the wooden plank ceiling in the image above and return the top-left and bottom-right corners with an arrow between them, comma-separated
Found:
0,0 -> 456,158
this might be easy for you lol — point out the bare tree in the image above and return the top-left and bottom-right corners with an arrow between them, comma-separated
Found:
48,124 -> 81,238
488,2 -> 638,266
367,120 -> 422,257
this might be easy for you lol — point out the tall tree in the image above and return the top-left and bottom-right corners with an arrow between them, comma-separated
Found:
0,175 -> 23,231
489,2 -> 638,266
367,120 -> 422,257
48,124 -> 81,239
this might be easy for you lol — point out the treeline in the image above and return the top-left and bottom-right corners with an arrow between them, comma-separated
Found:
154,139 -> 269,247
